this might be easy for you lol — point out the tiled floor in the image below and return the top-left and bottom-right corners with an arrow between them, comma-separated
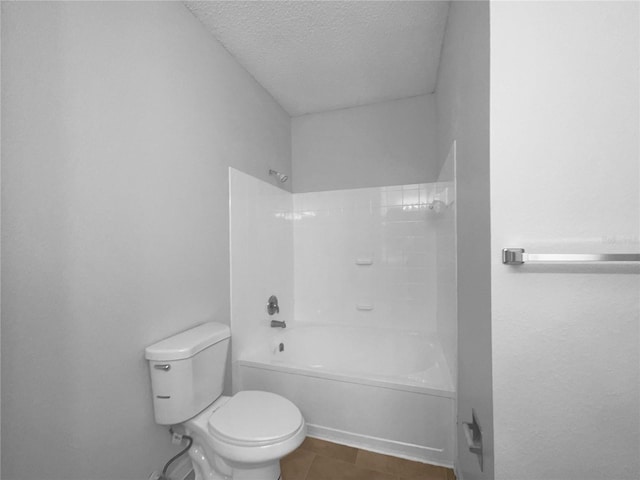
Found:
281,437 -> 456,480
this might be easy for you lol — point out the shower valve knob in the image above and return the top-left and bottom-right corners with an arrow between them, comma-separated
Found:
267,295 -> 280,315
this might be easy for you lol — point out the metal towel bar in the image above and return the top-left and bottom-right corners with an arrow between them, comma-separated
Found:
502,248 -> 640,265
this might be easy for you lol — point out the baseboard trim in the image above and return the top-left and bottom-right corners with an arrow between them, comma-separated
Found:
306,424 -> 454,469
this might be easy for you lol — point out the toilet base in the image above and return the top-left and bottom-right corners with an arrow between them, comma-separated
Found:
189,438 -> 281,480
227,463 -> 280,480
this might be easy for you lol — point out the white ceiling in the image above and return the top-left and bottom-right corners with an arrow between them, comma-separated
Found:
184,1 -> 450,117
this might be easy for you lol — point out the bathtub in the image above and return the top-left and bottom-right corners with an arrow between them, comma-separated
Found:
234,324 -> 455,466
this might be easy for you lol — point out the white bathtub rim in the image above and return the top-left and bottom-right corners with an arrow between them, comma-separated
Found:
237,361 -> 455,468
241,322 -> 455,397
235,359 -> 455,399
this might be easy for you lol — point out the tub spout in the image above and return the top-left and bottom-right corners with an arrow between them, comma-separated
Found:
270,320 -> 286,328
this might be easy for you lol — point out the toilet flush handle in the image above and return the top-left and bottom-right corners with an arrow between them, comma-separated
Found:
154,364 -> 171,371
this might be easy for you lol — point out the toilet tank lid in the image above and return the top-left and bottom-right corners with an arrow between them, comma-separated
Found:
145,322 -> 230,361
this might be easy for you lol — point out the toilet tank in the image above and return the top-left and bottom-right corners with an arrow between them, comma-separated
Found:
145,322 -> 231,425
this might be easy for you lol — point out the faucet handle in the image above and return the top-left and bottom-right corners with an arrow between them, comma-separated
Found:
267,295 -> 280,315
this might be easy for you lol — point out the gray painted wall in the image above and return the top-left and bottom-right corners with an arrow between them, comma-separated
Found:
491,3 -> 639,478
292,95 -> 438,192
1,2 -> 290,479
435,2 -> 492,479
0,4 -> 2,477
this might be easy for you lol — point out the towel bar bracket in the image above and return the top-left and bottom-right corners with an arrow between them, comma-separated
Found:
502,248 -> 525,265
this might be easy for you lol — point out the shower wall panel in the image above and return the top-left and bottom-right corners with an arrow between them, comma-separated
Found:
229,168 -> 294,378
293,184 -> 439,332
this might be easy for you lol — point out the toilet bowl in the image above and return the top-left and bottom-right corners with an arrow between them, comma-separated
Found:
145,322 -> 306,480
185,392 -> 305,479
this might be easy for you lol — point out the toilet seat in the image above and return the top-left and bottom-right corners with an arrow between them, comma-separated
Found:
207,391 -> 303,447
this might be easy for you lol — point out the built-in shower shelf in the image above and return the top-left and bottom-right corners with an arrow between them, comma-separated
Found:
355,258 -> 374,265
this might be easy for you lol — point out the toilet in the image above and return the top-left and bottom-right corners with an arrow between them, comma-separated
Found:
145,322 -> 306,480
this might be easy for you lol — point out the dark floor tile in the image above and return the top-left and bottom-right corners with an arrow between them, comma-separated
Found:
306,454 -> 398,480
356,449 -> 448,480
298,437 -> 359,464
281,448 -> 316,480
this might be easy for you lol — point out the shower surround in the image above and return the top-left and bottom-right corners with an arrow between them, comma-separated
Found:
229,167 -> 456,465
293,183 -> 437,331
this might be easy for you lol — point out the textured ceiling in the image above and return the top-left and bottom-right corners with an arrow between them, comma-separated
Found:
184,1 -> 450,116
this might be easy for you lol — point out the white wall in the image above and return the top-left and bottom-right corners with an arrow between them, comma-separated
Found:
292,95 -> 438,192
0,2 -> 290,479
293,184 -> 438,332
490,2 -> 639,479
435,2 -> 492,479
0,5 -> 3,476
229,168 -> 293,382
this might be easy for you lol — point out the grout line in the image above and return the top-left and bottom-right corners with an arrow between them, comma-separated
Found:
301,452 -> 315,480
